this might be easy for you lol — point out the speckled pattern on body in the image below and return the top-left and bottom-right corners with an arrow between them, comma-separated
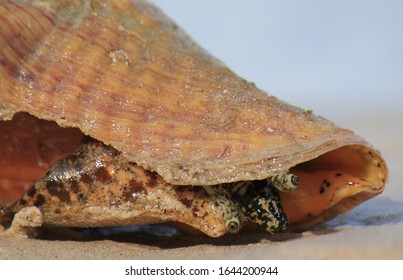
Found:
202,185 -> 243,234
2,138 -> 296,236
267,173 -> 299,192
230,181 -> 288,233
2,138 -> 229,237
203,172 -> 298,234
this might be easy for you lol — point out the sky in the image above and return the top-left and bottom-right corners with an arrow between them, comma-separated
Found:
149,0 -> 403,122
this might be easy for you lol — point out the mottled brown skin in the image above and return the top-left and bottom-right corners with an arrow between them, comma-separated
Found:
2,138 -> 228,237
2,137 -> 293,236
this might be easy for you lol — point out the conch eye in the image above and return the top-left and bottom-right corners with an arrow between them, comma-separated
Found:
226,220 -> 241,234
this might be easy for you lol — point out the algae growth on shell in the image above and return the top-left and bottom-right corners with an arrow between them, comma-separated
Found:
0,0 -> 388,238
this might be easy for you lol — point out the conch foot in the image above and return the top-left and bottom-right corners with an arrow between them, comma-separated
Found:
1,138 -> 232,237
1,138 -> 297,236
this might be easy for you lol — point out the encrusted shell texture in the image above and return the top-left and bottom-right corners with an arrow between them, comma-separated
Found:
0,0 -> 388,236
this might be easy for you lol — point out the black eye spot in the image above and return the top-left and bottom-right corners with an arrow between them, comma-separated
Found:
335,173 -> 342,177
319,186 -> 325,194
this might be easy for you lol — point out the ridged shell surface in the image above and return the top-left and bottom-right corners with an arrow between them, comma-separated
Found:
0,0 -> 383,186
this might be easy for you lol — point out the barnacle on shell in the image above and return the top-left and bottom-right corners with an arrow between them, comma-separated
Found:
0,0 -> 388,237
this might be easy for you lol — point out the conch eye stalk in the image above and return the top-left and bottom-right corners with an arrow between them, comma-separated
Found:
0,0 -> 388,238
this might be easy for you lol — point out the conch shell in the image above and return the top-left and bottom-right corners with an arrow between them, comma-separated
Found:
0,0 -> 388,237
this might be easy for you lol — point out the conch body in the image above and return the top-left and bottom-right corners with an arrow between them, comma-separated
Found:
0,0 -> 388,237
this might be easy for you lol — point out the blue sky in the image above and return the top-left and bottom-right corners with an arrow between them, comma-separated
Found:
150,0 -> 403,121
